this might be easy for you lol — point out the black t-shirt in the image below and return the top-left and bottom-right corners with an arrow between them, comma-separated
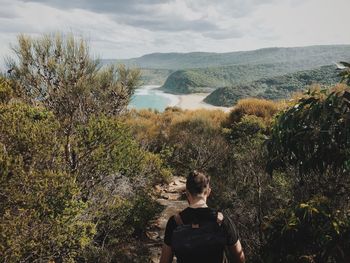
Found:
164,207 -> 239,263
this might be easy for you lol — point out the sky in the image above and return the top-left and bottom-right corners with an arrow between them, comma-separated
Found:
0,0 -> 349,60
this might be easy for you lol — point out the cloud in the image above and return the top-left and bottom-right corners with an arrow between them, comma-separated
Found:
126,17 -> 218,32
0,0 -> 349,65
20,0 -> 167,14
17,0 -> 264,34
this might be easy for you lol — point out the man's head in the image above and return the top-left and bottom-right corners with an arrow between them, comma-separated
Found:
186,170 -> 211,199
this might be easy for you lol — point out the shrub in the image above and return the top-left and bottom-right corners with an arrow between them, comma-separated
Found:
267,85 -> 350,197
262,196 -> 350,263
0,103 -> 94,262
226,98 -> 283,125
227,115 -> 267,141
0,77 -> 13,104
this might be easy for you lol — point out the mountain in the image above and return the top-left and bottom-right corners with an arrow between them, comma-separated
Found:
104,45 -> 350,70
101,45 -> 350,92
204,65 -> 341,107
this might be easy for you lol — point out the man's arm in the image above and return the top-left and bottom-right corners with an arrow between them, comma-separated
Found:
228,239 -> 245,263
159,244 -> 173,263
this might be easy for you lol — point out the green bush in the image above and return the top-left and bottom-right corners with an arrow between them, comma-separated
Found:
227,115 -> 267,141
268,86 -> 350,175
0,103 -> 94,262
0,77 -> 13,104
262,196 -> 350,263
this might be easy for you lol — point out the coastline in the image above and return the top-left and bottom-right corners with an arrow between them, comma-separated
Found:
139,85 -> 231,112
175,93 -> 231,112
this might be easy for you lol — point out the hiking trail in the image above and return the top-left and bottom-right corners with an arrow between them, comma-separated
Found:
145,176 -> 188,262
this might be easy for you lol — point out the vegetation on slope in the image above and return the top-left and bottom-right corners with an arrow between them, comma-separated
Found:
1,33 -> 170,262
205,65 -> 341,106
124,86 -> 350,261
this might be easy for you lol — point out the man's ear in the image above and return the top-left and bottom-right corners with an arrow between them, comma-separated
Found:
207,187 -> 211,197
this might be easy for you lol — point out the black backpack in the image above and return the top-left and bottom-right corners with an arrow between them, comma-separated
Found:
171,212 -> 227,261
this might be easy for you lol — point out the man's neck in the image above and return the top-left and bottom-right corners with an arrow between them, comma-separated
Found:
189,198 -> 208,208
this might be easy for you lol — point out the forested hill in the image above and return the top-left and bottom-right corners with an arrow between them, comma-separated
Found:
104,45 -> 350,70
204,65 -> 341,106
160,62 -> 320,94
102,45 -> 350,87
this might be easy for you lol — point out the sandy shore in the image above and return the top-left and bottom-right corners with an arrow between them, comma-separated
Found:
139,86 -> 232,112
175,93 -> 232,112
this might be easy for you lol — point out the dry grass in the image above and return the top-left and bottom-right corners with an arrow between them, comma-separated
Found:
171,109 -> 228,128
227,98 -> 285,125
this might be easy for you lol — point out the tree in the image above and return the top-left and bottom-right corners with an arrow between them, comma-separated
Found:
0,103 -> 94,262
1,33 -> 167,262
6,33 -> 141,170
7,33 -> 140,120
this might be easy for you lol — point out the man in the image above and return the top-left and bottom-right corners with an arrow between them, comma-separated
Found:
160,171 -> 245,263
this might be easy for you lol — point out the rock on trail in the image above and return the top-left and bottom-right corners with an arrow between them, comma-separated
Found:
146,176 -> 188,262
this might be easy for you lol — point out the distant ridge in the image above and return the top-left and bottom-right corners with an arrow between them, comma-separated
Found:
102,45 -> 350,70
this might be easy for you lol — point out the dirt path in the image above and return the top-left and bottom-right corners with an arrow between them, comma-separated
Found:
145,176 -> 188,262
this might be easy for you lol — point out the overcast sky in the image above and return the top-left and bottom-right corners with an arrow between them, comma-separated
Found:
0,0 -> 349,60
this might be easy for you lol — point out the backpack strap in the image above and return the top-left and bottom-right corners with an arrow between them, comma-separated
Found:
217,212 -> 224,226
174,213 -> 184,226
174,213 -> 200,228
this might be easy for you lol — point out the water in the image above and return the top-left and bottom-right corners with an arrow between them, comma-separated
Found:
129,85 -> 179,111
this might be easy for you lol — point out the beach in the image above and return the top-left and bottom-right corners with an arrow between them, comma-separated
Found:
131,85 -> 232,112
175,93 -> 231,112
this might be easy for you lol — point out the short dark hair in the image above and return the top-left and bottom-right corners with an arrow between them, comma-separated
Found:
186,170 -> 210,196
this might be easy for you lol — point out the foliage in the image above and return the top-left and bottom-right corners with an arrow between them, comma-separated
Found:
74,115 -> 145,192
3,33 -> 350,263
0,77 -> 13,104
167,113 -> 229,174
226,98 -> 283,125
142,152 -> 172,184
211,118 -> 292,260
205,65 -> 341,106
7,33 -> 140,124
6,33 -> 141,174
81,192 -> 161,262
1,33 -> 167,262
227,115 -> 268,141
268,85 -> 350,176
262,196 -> 350,263
0,103 -> 94,262
125,108 -> 230,175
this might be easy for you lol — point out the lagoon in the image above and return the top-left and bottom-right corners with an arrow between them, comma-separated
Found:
128,85 -> 179,111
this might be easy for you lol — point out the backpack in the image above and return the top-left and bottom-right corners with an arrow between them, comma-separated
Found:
171,211 -> 227,261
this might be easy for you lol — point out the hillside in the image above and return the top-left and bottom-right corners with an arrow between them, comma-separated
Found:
104,45 -> 350,70
139,68 -> 173,85
204,65 -> 341,106
161,62 -> 313,94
